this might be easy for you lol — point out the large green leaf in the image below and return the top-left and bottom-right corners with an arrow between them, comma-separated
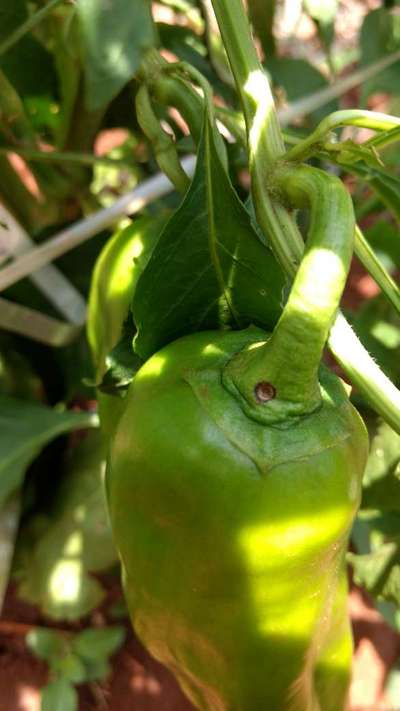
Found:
0,0 -> 57,105
14,430 -> 117,620
266,57 -> 338,125
362,421 -> 400,512
366,220 -> 400,272
132,111 -> 286,360
349,542 -> 400,607
360,8 -> 400,100
0,0 -> 27,40
0,395 -> 96,507
77,0 -> 156,110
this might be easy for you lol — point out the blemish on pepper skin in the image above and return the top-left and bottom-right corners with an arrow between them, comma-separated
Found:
255,382 -> 276,403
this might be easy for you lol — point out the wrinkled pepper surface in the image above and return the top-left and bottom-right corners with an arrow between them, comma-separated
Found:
106,166 -> 369,710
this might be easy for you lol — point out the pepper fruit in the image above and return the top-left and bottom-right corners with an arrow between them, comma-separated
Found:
87,215 -> 165,435
107,165 -> 369,709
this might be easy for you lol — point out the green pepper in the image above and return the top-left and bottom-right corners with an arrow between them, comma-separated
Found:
106,165 -> 369,709
87,215 -> 165,435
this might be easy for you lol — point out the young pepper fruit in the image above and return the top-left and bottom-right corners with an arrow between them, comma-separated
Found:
106,165 -> 369,710
87,215 -> 165,436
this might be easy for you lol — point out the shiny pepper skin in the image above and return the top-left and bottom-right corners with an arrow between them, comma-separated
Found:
87,215 -> 165,436
107,327 -> 368,711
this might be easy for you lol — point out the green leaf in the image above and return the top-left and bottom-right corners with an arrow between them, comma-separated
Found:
247,0 -> 277,57
348,543 -> 400,606
80,657 -> 111,682
352,295 -> 400,385
53,653 -> 87,684
0,0 -> 57,107
0,493 -> 20,610
360,8 -> 400,99
26,628 -> 66,662
14,430 -> 117,620
133,111 -> 286,360
41,678 -> 78,711
72,626 -> 125,661
266,57 -> 338,125
327,140 -> 383,169
362,421 -> 400,511
366,220 -> 400,272
304,0 -> 337,24
77,0 -> 156,110
0,395 -> 96,507
0,0 -> 27,39
386,666 -> 400,706
343,161 -> 400,223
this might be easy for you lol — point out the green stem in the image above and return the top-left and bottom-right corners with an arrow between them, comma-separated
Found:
63,79 -> 105,153
329,314 -> 400,433
0,154 -> 47,230
212,0 -> 400,433
0,0 -> 64,57
284,110 -> 400,162
0,146 -> 133,168
211,0 -> 283,157
211,0 -> 303,274
151,75 -> 204,144
367,126 -> 400,151
354,225 -> 400,316
0,69 -> 37,144
246,0 -> 276,58
224,165 -> 355,424
136,84 -> 190,193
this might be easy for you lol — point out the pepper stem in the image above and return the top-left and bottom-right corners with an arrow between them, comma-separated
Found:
223,164 -> 355,425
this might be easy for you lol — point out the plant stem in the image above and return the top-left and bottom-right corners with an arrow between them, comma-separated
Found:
0,0 -> 64,57
355,225 -> 400,316
330,314 -> 400,433
367,126 -> 400,151
211,0 -> 283,159
136,84 -> 190,193
211,0 -> 400,432
224,165 -> 355,424
284,110 -> 400,162
0,154 -> 44,230
0,146 -> 134,168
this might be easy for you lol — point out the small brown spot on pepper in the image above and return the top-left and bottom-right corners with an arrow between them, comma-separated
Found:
255,382 -> 276,403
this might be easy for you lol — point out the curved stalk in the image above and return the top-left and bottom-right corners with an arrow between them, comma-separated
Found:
355,225 -> 400,316
224,165 -> 354,424
211,0 -> 400,433
136,84 -> 190,193
151,75 -> 204,144
284,110 -> 400,162
329,314 -> 400,432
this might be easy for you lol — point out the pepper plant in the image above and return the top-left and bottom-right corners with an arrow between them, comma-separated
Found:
87,1 -> 400,709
